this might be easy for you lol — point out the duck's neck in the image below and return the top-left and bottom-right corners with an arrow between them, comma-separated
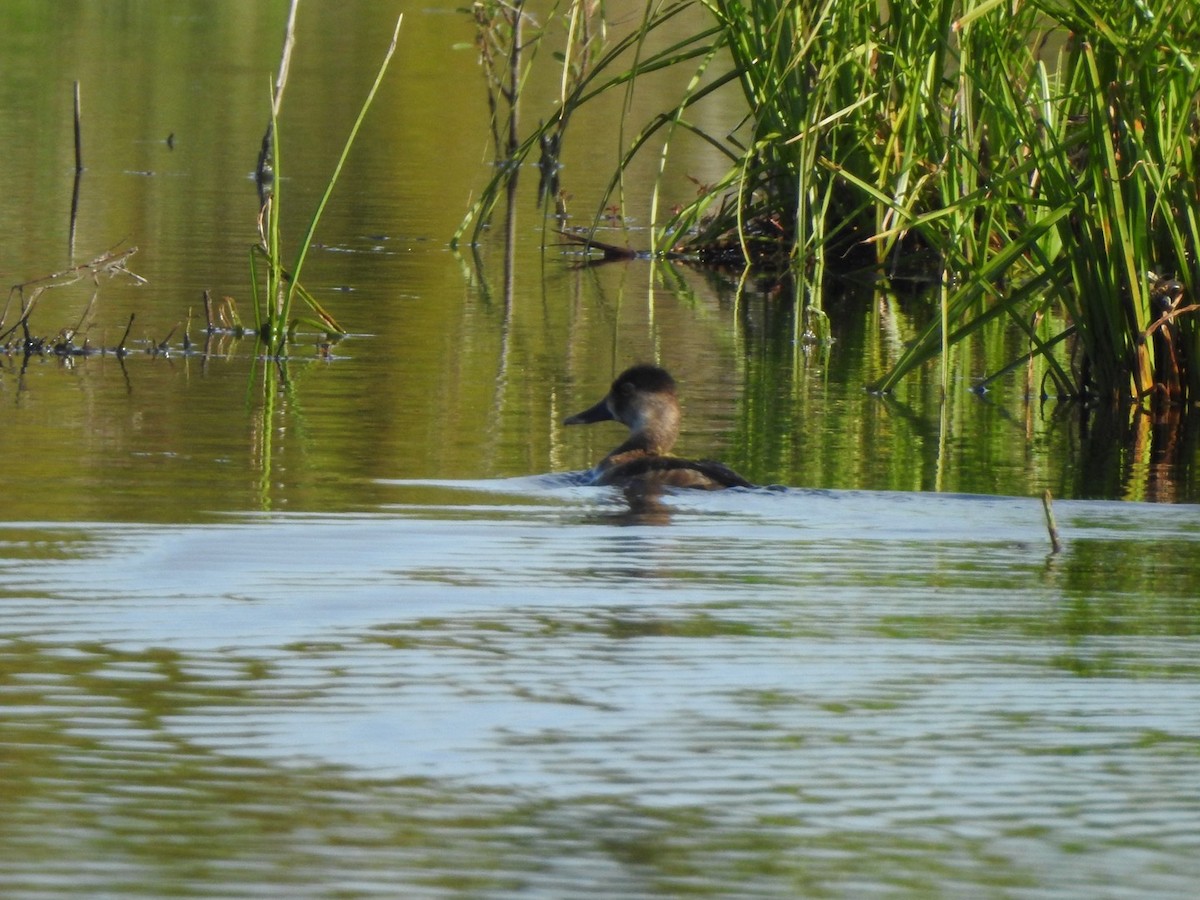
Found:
601,396 -> 680,465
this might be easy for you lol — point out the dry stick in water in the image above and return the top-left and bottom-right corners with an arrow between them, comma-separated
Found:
0,247 -> 141,344
1042,490 -> 1063,554
73,81 -> 83,173
70,291 -> 97,339
157,324 -> 178,353
70,81 -> 83,260
506,0 -> 524,159
116,313 -> 135,357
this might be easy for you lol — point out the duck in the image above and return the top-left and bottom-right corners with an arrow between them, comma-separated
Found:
563,364 -> 753,489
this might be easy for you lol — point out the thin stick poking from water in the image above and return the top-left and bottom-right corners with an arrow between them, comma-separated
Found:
1042,490 -> 1063,554
507,1 -> 523,159
70,81 -> 83,261
71,291 -> 96,337
73,81 -> 83,173
116,313 -> 135,357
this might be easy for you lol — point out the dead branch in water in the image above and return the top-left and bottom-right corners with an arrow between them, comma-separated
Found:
1,245 -> 144,343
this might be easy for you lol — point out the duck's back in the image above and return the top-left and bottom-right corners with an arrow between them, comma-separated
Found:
595,454 -> 753,490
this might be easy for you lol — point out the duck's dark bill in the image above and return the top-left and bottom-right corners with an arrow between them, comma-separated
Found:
564,398 -> 614,426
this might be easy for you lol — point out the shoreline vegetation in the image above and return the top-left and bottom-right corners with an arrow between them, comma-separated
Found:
457,0 -> 1199,413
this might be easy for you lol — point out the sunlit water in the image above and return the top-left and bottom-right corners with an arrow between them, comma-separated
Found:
4,487 -> 1200,898
2,3 -> 1200,898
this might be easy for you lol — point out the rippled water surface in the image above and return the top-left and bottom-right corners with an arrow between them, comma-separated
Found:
4,487 -> 1200,898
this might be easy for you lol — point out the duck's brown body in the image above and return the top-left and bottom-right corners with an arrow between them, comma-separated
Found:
564,365 -> 752,490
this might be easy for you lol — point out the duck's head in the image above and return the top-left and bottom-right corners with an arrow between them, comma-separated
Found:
563,364 -> 681,457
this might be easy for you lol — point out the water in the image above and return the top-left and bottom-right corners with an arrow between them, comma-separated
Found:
2,3 -> 1199,898
4,491 -> 1200,897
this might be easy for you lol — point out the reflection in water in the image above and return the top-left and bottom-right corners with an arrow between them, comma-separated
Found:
0,0 -> 1196,511
1078,402 -> 1200,502
3,492 -> 1200,897
614,481 -> 675,526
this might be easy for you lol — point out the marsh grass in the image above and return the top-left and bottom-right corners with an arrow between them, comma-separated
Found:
466,0 -> 1200,405
453,0 -> 612,247
691,0 -> 1199,405
867,1 -> 1200,407
251,12 -> 403,358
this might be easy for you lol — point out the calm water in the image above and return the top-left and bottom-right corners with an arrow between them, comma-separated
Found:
2,2 -> 1199,898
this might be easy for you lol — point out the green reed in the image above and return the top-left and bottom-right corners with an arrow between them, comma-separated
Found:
871,0 -> 1200,404
452,0 -> 715,247
475,0 -> 1199,404
252,14 -> 403,357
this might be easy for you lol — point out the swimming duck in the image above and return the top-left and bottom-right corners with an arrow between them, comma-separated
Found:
563,364 -> 753,489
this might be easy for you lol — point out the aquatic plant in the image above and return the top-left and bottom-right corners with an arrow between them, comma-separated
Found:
453,0 -> 610,246
872,0 -> 1200,407
251,6 -> 403,357
465,0 -> 1200,406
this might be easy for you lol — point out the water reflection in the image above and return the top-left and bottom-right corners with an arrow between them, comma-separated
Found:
609,482 -> 682,526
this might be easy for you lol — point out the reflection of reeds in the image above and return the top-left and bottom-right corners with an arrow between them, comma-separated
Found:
250,6 -> 403,358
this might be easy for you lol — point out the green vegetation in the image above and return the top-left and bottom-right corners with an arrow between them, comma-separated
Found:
251,10 -> 403,357
461,0 -> 1200,407
454,0 -> 608,241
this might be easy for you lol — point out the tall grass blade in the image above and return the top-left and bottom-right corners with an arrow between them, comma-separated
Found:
256,13 -> 402,356
284,14 -> 404,315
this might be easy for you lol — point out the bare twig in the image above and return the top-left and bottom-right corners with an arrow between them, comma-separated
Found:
73,81 -> 83,174
116,313 -> 135,357
1042,490 -> 1063,555
1,246 -> 142,343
